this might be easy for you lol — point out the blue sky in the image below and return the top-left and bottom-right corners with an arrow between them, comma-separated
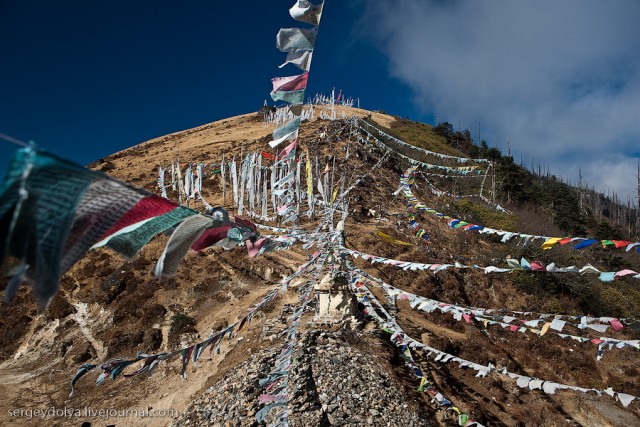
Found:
2,1 -> 639,201
0,1 -> 419,173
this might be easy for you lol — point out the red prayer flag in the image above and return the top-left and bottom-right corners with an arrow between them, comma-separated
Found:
613,240 -> 633,249
101,196 -> 177,239
234,216 -> 258,234
191,225 -> 232,251
529,261 -> 546,271
609,319 -> 624,331
271,72 -> 309,93
246,238 -> 268,257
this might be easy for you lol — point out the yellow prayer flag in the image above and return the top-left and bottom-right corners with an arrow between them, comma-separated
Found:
541,237 -> 563,250
540,322 -> 552,336
377,230 -> 415,246
306,151 -> 313,196
331,186 -> 339,203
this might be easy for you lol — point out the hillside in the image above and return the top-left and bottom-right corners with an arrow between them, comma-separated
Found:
0,105 -> 639,427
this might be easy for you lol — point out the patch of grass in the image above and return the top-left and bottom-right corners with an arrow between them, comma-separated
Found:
369,117 -> 463,157
452,199 -> 517,231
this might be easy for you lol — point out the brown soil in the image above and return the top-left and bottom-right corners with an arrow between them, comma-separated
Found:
0,106 -> 638,426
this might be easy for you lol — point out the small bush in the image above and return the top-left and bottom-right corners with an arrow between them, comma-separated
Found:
594,285 -> 640,318
168,313 -> 197,345
452,199 -> 517,231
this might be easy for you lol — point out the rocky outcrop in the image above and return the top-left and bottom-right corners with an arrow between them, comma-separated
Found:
172,330 -> 430,427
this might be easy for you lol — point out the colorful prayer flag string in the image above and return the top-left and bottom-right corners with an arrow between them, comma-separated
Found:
401,165 -> 640,254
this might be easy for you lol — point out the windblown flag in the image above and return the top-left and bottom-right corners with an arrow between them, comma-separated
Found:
399,165 -> 640,254
377,230 -> 414,246
251,1 -> 327,422
271,73 -> 309,105
0,147 -> 260,306
280,139 -> 298,158
269,1 -> 324,227
269,128 -> 298,149
270,89 -> 305,104
289,0 -> 324,25
278,50 -> 313,71
272,117 -> 301,141
271,73 -> 309,93
276,27 -> 317,52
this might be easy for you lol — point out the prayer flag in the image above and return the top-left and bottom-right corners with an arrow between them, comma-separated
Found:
276,28 -> 317,52
270,89 -> 305,105
272,118 -> 301,141
278,50 -> 313,71
289,0 -> 324,26
271,73 -> 309,93
377,230 -> 414,246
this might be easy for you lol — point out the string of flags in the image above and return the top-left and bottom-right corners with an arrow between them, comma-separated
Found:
341,244 -> 640,283
412,170 -> 488,180
343,256 -> 481,425
353,265 -> 638,330
267,0 -> 324,228
242,219 -> 640,335
256,250 -> 329,426
400,182 -> 431,244
415,171 -> 511,214
350,265 -> 639,360
358,119 -> 490,164
350,223 -> 639,413
69,248 -> 325,396
402,165 -> 640,254
342,257 -> 639,410
324,215 -> 478,424
356,126 -> 484,176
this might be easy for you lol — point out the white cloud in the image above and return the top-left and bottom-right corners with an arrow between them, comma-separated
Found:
359,0 -> 640,201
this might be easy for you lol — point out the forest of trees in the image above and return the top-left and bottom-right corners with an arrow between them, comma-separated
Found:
433,121 -> 639,240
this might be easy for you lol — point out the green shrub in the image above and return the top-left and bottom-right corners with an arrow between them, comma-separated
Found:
593,285 -> 640,318
452,199 -> 517,230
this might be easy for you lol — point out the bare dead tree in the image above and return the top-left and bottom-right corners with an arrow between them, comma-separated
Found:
637,163 -> 640,237
578,168 -> 583,214
594,186 -> 601,220
491,162 -> 496,204
627,195 -> 632,237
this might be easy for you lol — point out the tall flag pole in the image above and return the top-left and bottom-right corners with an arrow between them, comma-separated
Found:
258,2 -> 325,424
269,0 -> 324,225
